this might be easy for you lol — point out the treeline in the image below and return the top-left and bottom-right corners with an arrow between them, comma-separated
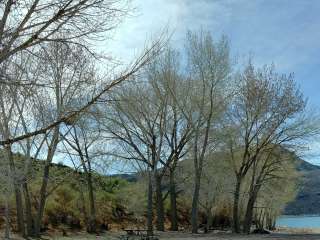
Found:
0,0 -> 318,238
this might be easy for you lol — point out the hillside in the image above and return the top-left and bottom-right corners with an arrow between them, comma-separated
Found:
0,154 -> 135,232
284,159 -> 320,215
7,152 -> 318,232
113,157 -> 320,216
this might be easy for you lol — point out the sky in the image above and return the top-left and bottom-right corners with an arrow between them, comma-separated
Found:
104,0 -> 320,164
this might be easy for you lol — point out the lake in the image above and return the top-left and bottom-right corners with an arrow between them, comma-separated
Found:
276,215 -> 320,228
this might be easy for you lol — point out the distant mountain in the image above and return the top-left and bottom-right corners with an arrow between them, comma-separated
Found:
110,173 -> 138,182
284,159 -> 320,215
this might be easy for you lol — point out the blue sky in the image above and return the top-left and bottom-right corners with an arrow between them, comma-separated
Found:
105,0 -> 320,164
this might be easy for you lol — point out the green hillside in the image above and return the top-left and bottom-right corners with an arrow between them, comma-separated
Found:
0,154 -> 135,233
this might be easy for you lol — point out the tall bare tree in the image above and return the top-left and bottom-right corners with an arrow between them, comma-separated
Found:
146,48 -> 194,231
101,77 -> 168,232
30,42 -> 98,237
0,53 -> 40,236
186,31 -> 231,233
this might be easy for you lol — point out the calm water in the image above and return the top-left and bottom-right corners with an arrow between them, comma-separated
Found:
276,215 -> 320,228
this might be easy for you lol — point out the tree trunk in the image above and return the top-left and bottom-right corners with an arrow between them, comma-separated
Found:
78,175 -> 89,228
4,196 -> 10,240
232,177 -> 241,233
87,170 -> 96,233
206,209 -> 213,233
256,208 -> 264,230
6,146 -> 26,237
155,174 -> 165,231
13,181 -> 25,237
191,171 -> 201,233
34,162 -> 50,237
23,181 -> 34,236
243,192 -> 257,234
169,169 -> 178,231
147,171 -> 153,236
78,151 -> 96,233
34,128 -> 59,237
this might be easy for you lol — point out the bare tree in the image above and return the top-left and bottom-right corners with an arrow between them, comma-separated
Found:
61,112 -> 103,233
185,31 -> 231,233
146,48 -> 194,231
0,0 -> 165,149
0,54 -> 38,236
223,63 -> 318,233
101,46 -> 197,232
17,41 -> 100,237
101,77 -> 167,232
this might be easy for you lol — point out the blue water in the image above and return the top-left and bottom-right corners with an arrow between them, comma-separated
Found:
276,215 -> 320,228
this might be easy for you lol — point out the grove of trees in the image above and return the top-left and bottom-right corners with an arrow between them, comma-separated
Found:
0,0 -> 318,238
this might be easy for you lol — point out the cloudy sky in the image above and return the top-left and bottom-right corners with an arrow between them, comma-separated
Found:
105,0 -> 320,164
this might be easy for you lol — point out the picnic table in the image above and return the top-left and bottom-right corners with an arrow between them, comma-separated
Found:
119,229 -> 159,240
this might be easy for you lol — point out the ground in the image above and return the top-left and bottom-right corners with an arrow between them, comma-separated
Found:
156,232 -> 320,239
4,231 -> 320,239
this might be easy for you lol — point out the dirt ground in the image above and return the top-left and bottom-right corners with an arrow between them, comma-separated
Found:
153,232 -> 320,240
47,231 -> 320,240
4,231 -> 320,239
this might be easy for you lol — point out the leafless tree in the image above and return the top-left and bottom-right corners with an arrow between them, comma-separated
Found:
101,45 -> 198,233
222,63 -> 318,233
185,31 -> 231,233
0,53 -> 39,236
146,48 -> 194,231
28,41 -> 101,237
0,0 -> 165,149
101,76 -> 168,233
61,112 -> 104,233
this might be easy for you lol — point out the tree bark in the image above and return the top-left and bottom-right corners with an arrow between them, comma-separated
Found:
155,174 -> 165,231
169,169 -> 178,231
14,187 -> 25,237
86,169 -> 96,233
79,151 -> 96,233
206,209 -> 213,233
4,195 -> 10,240
23,181 -> 34,236
147,171 -> 154,236
34,162 -> 50,237
78,177 -> 89,228
243,191 -> 257,234
232,177 -> 241,233
6,146 -> 26,237
34,128 -> 59,237
191,171 -> 201,233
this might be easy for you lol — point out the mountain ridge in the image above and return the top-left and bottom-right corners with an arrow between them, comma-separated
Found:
284,159 -> 320,215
